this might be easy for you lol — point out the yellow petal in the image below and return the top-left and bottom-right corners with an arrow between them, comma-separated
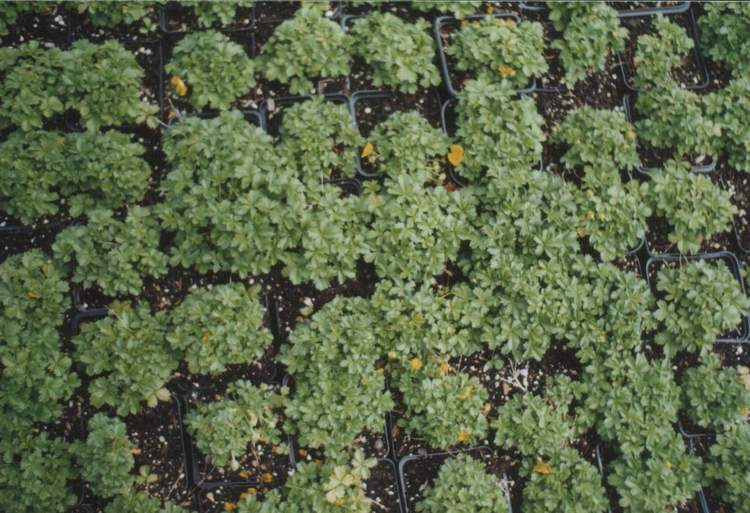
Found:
498,64 -> 516,77
576,226 -> 586,238
26,289 -> 40,299
361,142 -> 374,158
223,503 -> 237,512
457,431 -> 470,442
238,470 -> 250,479
447,144 -> 464,167
170,76 -> 187,97
409,357 -> 423,370
533,463 -> 551,475
261,472 -> 273,483
624,128 -> 636,140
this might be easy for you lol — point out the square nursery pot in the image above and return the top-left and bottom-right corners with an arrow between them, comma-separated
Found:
644,251 -> 750,343
260,93 -> 358,180
439,98 -> 543,185
351,89 -> 443,179
618,8 -> 709,92
160,2 -> 255,34
433,13 -> 535,99
595,442 -> 706,513
398,446 -> 513,513
365,458 -> 404,513
519,1 -> 690,16
623,94 -> 716,175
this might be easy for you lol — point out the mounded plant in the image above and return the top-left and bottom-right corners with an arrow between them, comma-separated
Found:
167,283 -> 273,375
632,15 -> 693,89
75,1 -> 153,28
446,17 -> 547,89
160,111 -> 305,276
185,381 -> 287,470
105,491 -> 192,513
454,78 -> 544,180
521,447 -> 608,513
548,2 -> 627,84
365,110 -> 450,176
179,0 -> 255,28
416,454 -> 509,513
74,413 -> 135,498
0,129 -> 150,224
681,353 -> 750,432
237,450 -> 376,513
258,6 -> 352,95
653,259 -> 750,356
350,12 -> 440,93
705,77 -> 750,172
700,2 -> 750,78
705,422 -> 750,511
411,1 -> 480,19
73,301 -> 178,416
53,207 -> 169,297
166,30 -> 255,110
646,160 -> 736,254
277,97 -> 362,183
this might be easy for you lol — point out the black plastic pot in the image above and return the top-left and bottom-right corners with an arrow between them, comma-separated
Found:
366,458 -> 406,513
618,9 -> 710,92
644,251 -> 750,344
733,219 -> 750,256
259,93 -> 353,137
433,14 -> 535,99
0,217 -> 64,236
622,94 -> 716,175
398,446 -> 513,513
166,108 -> 265,131
159,2 -> 255,34
519,1 -> 690,16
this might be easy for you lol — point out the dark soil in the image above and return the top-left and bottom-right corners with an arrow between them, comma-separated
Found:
1,4 -> 70,48
365,459 -> 402,513
353,89 -> 443,135
619,11 -> 707,90
720,165 -> 750,254
69,8 -> 161,44
160,3 -> 254,34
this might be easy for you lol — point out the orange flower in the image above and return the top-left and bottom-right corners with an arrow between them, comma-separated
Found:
533,462 -> 551,475
457,431 -> 470,442
409,357 -> 423,370
498,64 -> 516,77
298,448 -> 308,457
361,142 -> 374,158
447,144 -> 464,167
261,472 -> 273,483
170,76 -> 187,97
238,470 -> 250,479
129,447 -> 142,455
223,502 -> 237,512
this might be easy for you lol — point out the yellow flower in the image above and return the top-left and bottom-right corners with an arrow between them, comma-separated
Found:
457,431 -> 470,442
223,503 -> 237,512
361,142 -> 374,158
532,462 -> 551,475
741,406 -> 749,417
26,289 -> 40,299
238,470 -> 250,479
497,64 -> 516,77
438,361 -> 451,375
170,76 -> 187,97
447,144 -> 464,167
335,498 -> 345,507
576,226 -> 586,238
298,448 -> 308,458
261,472 -> 273,483
409,357 -> 423,370
498,18 -> 517,29
624,128 -> 636,140
202,332 -> 210,344
376,367 -> 385,375
458,384 -> 474,400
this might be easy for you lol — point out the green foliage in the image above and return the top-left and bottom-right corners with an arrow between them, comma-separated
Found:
705,423 -> 750,511
284,184 -> 372,289
369,279 -> 480,358
608,434 -> 702,513
351,13 -> 440,93
554,107 -> 640,172
237,451 -> 376,513
76,1 -> 152,27
181,0 -> 254,28
366,110 -> 450,177
700,2 -> 750,78
160,111 -> 305,276
633,15 -> 693,89
521,447 -> 608,513
681,353 -> 750,432
416,454 -> 509,513
576,177 -> 650,261
73,301 -> 178,416
74,413 -> 135,498
647,160 -> 736,253
277,97 -> 362,183
105,491 -> 192,513
494,389 -> 576,456
185,381 -> 287,469
410,1 -> 480,18
455,79 -> 544,180
582,354 -> 680,459
548,2 -> 627,84
397,368 -> 489,449
0,250 -> 78,430
705,77 -> 750,172
166,30 -> 255,110
653,259 -> 750,355
365,171 -> 475,281
0,433 -> 76,513
53,207 -> 168,297
167,283 -> 272,375
0,42 -> 66,131
0,129 -> 150,224
636,86 -> 720,160
280,297 -> 393,460
446,17 -> 547,89
259,7 -> 352,95
63,39 -> 158,130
